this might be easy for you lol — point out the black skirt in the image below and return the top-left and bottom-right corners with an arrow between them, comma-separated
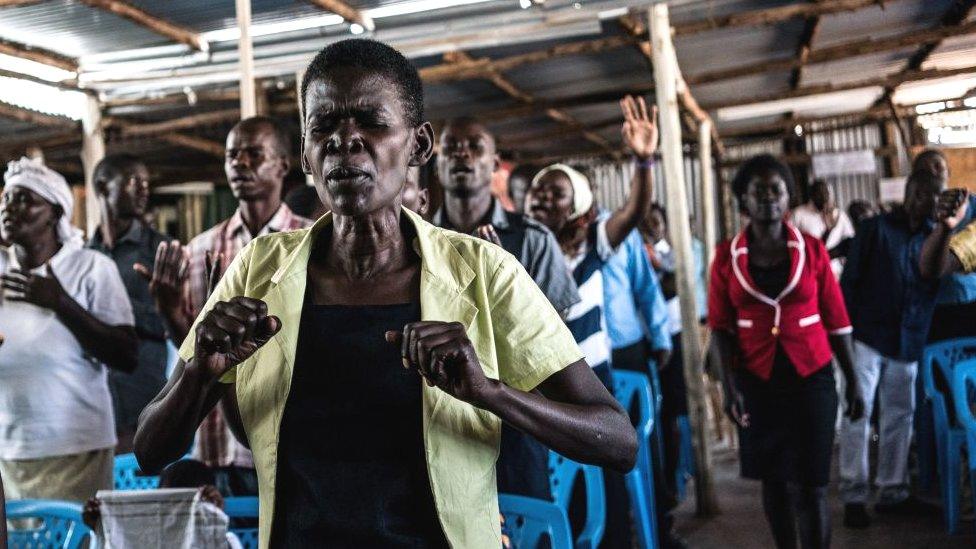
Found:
736,347 -> 837,487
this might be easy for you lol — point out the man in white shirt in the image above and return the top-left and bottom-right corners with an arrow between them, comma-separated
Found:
791,179 -> 855,277
0,158 -> 136,503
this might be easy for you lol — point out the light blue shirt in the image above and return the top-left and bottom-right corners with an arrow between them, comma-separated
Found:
602,229 -> 672,353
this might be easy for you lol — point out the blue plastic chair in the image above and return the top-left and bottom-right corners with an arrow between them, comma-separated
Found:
224,497 -> 259,549
674,415 -> 695,501
499,494 -> 573,549
5,499 -> 92,549
112,453 -> 160,491
952,359 -> 976,539
921,338 -> 976,534
613,370 -> 659,549
548,453 -> 605,549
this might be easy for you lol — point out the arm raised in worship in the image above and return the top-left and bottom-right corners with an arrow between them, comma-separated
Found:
604,96 -> 658,249
919,190 -> 970,279
134,241 -> 195,347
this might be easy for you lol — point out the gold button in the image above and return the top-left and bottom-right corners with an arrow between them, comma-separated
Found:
771,326 -> 780,336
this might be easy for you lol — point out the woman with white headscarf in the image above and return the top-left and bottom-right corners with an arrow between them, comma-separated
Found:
0,158 -> 137,503
526,96 -> 658,387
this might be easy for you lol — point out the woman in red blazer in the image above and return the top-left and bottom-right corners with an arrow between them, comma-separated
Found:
709,155 -> 864,549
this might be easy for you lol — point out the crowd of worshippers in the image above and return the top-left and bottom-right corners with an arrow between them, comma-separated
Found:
2,38 -> 976,549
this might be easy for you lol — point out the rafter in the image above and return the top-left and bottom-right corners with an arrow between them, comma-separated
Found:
673,0 -> 895,36
873,0 -> 976,107
444,50 -> 615,155
701,64 -> 976,111
0,101 -> 78,129
306,0 -> 374,31
78,0 -> 208,52
790,2 -> 825,90
686,18 -> 976,86
0,1 -> 45,6
0,37 -> 77,72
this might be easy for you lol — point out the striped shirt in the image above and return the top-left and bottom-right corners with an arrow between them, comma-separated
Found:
185,204 -> 312,469
564,220 -> 615,370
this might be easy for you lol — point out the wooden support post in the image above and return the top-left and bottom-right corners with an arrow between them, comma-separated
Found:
649,3 -> 718,517
81,95 -> 105,238
699,119 -> 717,271
235,0 -> 257,119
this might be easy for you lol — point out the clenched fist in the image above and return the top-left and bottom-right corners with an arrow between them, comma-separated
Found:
385,321 -> 494,407
193,296 -> 281,381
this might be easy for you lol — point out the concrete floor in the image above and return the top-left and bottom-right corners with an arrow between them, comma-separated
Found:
673,447 -> 973,549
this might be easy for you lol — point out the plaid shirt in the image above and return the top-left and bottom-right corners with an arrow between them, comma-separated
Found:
186,204 -> 312,468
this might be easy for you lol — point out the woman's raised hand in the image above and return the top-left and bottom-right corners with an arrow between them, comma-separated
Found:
620,95 -> 659,162
192,296 -> 281,381
385,321 -> 494,407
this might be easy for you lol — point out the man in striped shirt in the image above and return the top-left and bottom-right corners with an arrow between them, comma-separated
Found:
138,116 -> 311,495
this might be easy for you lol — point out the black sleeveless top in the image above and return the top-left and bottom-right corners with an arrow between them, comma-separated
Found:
270,300 -> 448,548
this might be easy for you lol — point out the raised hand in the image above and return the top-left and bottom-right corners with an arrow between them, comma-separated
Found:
385,321 -> 493,407
620,95 -> 659,161
134,241 -> 189,315
475,224 -> 502,247
1,263 -> 68,311
193,296 -> 281,381
937,189 -> 969,230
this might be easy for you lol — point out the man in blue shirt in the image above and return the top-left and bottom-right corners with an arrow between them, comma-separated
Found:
838,170 -> 944,528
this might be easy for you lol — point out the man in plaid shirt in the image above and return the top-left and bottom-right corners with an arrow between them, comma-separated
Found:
139,116 -> 312,495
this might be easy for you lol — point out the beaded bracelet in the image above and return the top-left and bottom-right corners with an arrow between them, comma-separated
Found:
636,157 -> 655,169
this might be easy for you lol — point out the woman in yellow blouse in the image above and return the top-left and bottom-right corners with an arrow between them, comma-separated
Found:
135,39 -> 637,549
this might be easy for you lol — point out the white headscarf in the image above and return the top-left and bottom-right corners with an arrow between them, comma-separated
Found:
3,157 -> 84,248
531,163 -> 593,220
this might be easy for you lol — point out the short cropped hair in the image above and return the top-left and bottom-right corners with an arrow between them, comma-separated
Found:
730,154 -> 797,206
93,153 -> 146,188
301,39 -> 424,127
233,116 -> 291,158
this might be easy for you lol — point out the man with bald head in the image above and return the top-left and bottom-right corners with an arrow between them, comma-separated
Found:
141,116 -> 311,495
434,117 -> 579,500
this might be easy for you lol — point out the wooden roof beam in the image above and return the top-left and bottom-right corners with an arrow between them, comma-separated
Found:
701,63 -> 976,111
0,1 -> 45,6
790,2 -> 825,90
0,101 -> 78,129
306,0 -> 375,31
874,0 -> 976,107
78,0 -> 208,52
0,37 -> 78,72
444,50 -> 617,156
673,0 -> 894,36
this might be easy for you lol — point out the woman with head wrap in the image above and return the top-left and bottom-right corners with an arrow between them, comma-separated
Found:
527,95 -> 658,387
0,158 -> 137,503
526,96 -> 658,549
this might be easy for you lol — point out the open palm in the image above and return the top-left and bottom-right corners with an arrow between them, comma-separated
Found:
620,95 -> 658,161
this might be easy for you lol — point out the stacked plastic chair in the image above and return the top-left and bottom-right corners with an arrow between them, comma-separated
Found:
952,359 -> 976,539
921,337 -> 976,534
499,494 -> 573,549
612,370 -> 658,549
112,453 -> 160,491
5,500 -> 92,549
548,453 -> 605,549
224,496 -> 259,549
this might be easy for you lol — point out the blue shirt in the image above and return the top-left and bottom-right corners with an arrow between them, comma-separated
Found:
935,195 -> 976,305
602,229 -> 672,352
840,209 -> 939,362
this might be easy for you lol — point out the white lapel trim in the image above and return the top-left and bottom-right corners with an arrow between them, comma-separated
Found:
729,224 -> 807,332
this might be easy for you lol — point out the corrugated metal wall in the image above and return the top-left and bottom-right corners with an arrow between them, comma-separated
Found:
804,118 -> 884,212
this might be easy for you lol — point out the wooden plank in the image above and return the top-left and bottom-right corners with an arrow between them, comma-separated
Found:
0,37 -> 78,72
79,0 -> 208,52
236,0 -> 256,118
701,64 -> 976,110
790,2 -> 824,90
650,2 -> 718,517
673,0 -> 897,36
81,95 -> 105,237
307,0 -> 374,31
0,101 -> 77,128
686,18 -> 976,86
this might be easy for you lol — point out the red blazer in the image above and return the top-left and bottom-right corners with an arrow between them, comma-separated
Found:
707,223 -> 852,380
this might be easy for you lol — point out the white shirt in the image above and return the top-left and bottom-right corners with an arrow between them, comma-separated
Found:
790,203 -> 855,277
0,244 -> 134,459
